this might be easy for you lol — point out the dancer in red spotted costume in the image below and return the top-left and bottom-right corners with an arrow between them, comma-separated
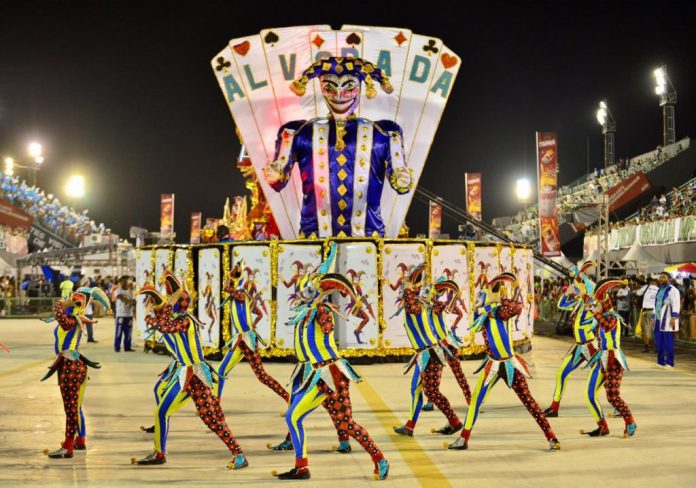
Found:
133,272 -> 248,470
581,278 -> 637,438
448,273 -> 560,451
41,287 -> 111,459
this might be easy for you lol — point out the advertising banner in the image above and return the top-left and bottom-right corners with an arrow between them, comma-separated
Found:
160,194 -> 175,240
536,132 -> 561,256
190,212 -> 202,244
465,173 -> 482,221
606,171 -> 652,211
429,201 -> 442,239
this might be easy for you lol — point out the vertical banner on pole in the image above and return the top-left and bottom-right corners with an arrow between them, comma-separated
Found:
536,132 -> 561,257
160,193 -> 175,240
428,201 -> 442,239
190,212 -> 202,244
465,172 -> 482,221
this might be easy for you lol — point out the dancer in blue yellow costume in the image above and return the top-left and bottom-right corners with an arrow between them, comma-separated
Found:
391,265 -> 469,437
448,273 -> 561,451
41,287 -> 111,458
581,278 -> 637,438
139,316 -> 180,434
272,244 -> 388,480
133,271 -> 248,470
263,57 -> 412,238
216,260 -> 289,401
544,261 -> 598,417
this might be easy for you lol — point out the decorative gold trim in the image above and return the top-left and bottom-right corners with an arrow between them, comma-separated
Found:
136,238 -> 532,358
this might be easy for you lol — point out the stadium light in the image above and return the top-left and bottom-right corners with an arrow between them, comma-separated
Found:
515,177 -> 531,203
653,65 -> 676,145
65,174 -> 86,198
3,157 -> 14,176
596,99 -> 615,169
28,142 -> 42,160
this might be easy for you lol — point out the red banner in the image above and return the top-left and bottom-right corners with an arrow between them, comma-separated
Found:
536,132 -> 561,256
190,212 -> 202,244
160,194 -> 175,240
465,173 -> 482,221
606,171 -> 652,211
429,201 -> 442,239
0,198 -> 34,229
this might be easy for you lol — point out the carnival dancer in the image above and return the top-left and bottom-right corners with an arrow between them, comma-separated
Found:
391,264 -> 465,437
654,271 -> 680,368
544,261 -> 598,417
42,287 -> 111,459
133,271 -> 248,470
215,260 -> 289,402
448,273 -> 560,451
263,57 -> 412,238
273,244 -> 388,480
430,279 -> 472,406
581,279 -> 637,438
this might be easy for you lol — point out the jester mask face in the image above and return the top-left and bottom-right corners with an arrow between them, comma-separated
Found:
320,74 -> 361,120
297,274 -> 319,304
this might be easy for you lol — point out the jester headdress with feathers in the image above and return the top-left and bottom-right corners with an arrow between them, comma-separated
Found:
569,261 -> 596,297
287,243 -> 359,326
290,57 -> 393,99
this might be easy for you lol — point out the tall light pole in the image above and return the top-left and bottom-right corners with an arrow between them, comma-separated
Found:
654,65 -> 676,146
596,100 -> 615,169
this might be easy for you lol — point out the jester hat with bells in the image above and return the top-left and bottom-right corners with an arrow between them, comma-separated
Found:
429,278 -> 461,313
569,261 -> 596,297
290,57 -> 393,100
224,259 -> 246,292
590,278 -> 628,315
59,286 -> 112,330
289,243 -> 358,325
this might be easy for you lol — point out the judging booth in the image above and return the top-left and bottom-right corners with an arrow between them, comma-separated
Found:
136,239 -> 534,359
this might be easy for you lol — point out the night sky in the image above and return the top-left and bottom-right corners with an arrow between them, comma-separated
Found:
1,0 -> 694,240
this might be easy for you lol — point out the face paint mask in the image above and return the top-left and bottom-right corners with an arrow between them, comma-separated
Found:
320,74 -> 361,120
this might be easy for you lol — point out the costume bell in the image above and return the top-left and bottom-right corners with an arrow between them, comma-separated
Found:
264,57 -> 412,238
42,287 -> 111,459
581,279 -> 637,438
448,273 -> 561,451
133,272 -> 248,470
273,244 -> 389,481
544,261 -> 598,417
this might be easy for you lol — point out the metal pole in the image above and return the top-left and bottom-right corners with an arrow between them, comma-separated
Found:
663,104 -> 676,146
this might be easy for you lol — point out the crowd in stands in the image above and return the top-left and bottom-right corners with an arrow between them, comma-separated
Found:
584,177 -> 696,240
0,175 -> 109,243
534,273 -> 696,341
499,138 -> 690,244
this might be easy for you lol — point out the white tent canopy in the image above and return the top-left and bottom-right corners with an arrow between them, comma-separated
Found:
621,241 -> 666,273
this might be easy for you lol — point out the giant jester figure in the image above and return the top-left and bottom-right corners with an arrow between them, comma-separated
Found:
273,243 -> 389,480
263,57 -> 412,238
447,273 -> 561,451
42,287 -> 111,459
544,261 -> 598,417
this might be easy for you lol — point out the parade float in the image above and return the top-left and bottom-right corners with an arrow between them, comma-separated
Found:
135,25 -> 534,358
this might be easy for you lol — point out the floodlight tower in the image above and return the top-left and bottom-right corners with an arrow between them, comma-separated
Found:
654,66 -> 676,146
596,100 -> 616,169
